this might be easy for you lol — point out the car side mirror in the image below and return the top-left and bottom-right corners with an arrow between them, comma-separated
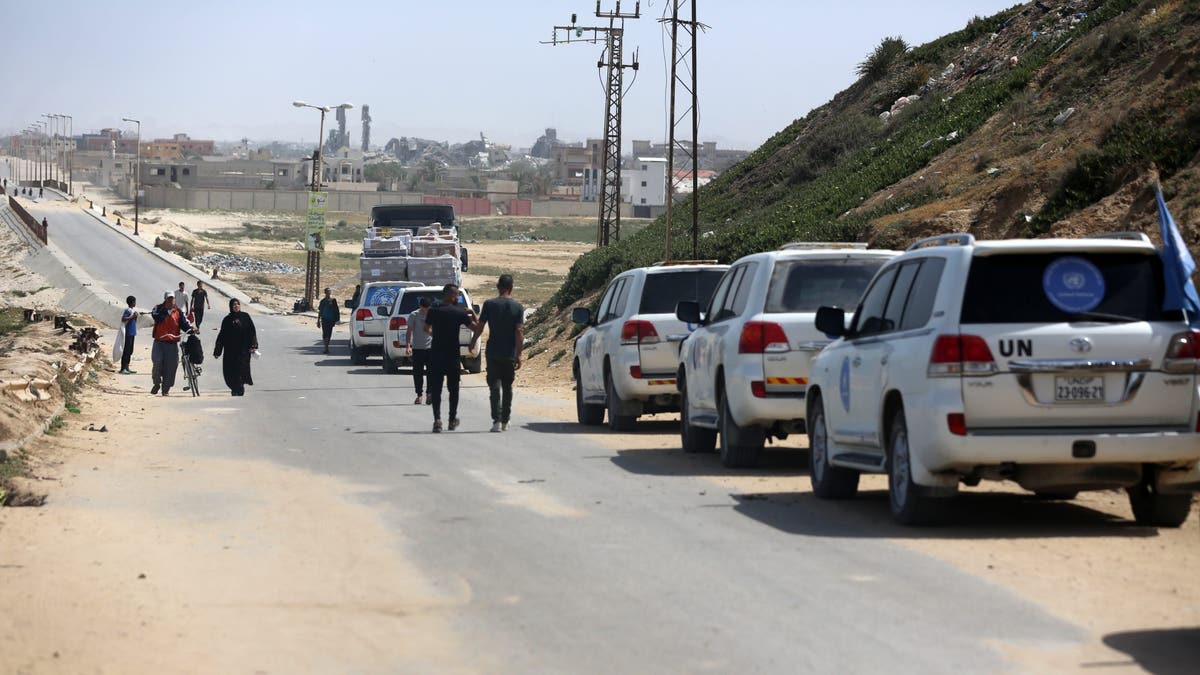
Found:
344,299 -> 354,309
472,304 -> 481,314
675,300 -> 702,325
572,307 -> 592,326
815,306 -> 847,338
378,305 -> 390,317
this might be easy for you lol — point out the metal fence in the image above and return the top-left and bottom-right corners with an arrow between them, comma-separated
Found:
8,196 -> 46,244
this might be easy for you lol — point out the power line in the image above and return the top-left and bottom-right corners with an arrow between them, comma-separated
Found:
660,0 -> 707,260
544,2 -> 642,247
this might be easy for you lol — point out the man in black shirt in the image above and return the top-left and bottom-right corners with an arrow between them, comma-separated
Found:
472,274 -> 524,432
191,281 -> 212,328
423,284 -> 478,432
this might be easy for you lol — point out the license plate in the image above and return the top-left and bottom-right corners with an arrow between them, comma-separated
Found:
1054,376 -> 1105,402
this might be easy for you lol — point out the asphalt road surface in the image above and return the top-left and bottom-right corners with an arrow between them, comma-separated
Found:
16,195 -> 1088,672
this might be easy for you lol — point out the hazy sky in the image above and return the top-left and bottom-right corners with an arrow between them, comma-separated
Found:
4,0 -> 1017,151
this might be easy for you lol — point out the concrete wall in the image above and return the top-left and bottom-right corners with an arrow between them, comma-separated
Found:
139,186 -> 630,218
530,200 -> 632,218
142,186 -> 425,212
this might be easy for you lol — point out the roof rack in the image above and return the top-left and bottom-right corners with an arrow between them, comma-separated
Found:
653,260 -> 721,266
1090,232 -> 1152,244
906,233 -> 975,251
778,241 -> 869,251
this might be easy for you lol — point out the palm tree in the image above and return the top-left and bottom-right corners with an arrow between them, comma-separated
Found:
507,160 -> 536,197
420,156 -> 445,184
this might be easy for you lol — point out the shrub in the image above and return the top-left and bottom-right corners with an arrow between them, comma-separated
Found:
856,37 -> 909,82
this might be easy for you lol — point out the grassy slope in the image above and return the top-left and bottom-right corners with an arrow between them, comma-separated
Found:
536,0 -> 1200,320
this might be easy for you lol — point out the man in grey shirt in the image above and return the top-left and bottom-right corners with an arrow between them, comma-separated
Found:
405,296 -> 433,405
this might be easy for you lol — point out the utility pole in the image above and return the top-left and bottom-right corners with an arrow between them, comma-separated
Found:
545,2 -> 641,247
660,1 -> 705,260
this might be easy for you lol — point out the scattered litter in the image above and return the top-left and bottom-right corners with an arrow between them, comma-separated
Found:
1053,107 -> 1076,125
193,253 -> 301,275
987,167 -> 1002,175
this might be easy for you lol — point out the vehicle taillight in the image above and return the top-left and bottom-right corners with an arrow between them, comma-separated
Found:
947,413 -> 967,436
751,381 -> 767,398
620,320 -> 660,345
927,334 -> 997,377
738,322 -> 789,354
389,316 -> 407,331
630,365 -> 643,379
1163,331 -> 1200,373
355,308 -> 372,321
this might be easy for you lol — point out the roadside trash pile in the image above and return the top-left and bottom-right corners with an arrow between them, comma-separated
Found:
194,253 -> 301,275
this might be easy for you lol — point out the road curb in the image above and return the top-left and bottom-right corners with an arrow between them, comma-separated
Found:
74,202 -> 276,316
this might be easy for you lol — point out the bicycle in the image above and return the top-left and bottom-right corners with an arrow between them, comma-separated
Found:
178,332 -> 203,397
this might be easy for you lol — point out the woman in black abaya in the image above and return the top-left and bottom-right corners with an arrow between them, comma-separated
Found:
213,299 -> 258,396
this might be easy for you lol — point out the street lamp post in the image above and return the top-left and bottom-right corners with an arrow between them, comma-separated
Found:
64,114 -> 73,194
122,117 -> 141,235
42,113 -> 57,187
34,121 -> 45,185
293,100 -> 353,311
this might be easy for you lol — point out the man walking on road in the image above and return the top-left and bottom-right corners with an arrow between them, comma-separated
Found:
119,295 -> 140,375
423,284 -> 478,432
150,291 -> 194,396
406,296 -> 432,404
191,280 -> 211,328
317,287 -> 340,354
174,282 -> 190,317
472,274 -> 524,432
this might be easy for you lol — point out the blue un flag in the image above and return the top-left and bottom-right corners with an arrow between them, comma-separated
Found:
1157,186 -> 1200,329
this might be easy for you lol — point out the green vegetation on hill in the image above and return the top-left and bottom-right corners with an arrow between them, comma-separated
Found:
538,0 -> 1147,319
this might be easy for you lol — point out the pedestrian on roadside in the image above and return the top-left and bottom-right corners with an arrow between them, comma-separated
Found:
472,274 -> 525,432
213,299 -> 258,396
174,281 -> 190,318
150,291 -> 194,396
41,217 -> 48,240
423,284 -> 478,432
190,280 -> 211,328
406,296 -> 433,404
38,186 -> 43,198
317,287 -> 340,354
119,295 -> 140,374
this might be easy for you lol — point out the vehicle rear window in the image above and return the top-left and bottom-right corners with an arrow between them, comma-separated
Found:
638,270 -> 725,314
396,290 -> 441,314
363,284 -> 404,309
371,206 -> 455,229
765,258 -> 886,313
960,252 -> 1182,324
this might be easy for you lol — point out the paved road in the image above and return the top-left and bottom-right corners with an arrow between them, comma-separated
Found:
15,196 -> 1087,671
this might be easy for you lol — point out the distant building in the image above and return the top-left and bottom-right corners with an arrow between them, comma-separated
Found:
622,157 -> 667,207
552,139 -> 603,195
138,156 -> 306,189
630,139 -> 748,172
143,133 -> 215,160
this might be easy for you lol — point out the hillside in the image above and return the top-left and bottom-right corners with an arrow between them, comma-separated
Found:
537,0 -> 1200,318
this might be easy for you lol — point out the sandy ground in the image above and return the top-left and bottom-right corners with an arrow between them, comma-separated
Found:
0,340 -> 471,674
5,193 -> 1199,671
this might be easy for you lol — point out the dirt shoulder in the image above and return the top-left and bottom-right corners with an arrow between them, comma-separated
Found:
0,344 -> 470,674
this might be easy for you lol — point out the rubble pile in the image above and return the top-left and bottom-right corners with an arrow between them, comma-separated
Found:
194,253 -> 301,275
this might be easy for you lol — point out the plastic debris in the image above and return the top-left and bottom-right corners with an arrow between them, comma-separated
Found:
1053,107 -> 1077,125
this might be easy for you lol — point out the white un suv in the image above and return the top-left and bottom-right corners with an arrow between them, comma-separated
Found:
573,262 -> 728,431
381,285 -> 481,374
675,243 -> 899,467
349,280 -> 416,364
808,232 -> 1200,526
